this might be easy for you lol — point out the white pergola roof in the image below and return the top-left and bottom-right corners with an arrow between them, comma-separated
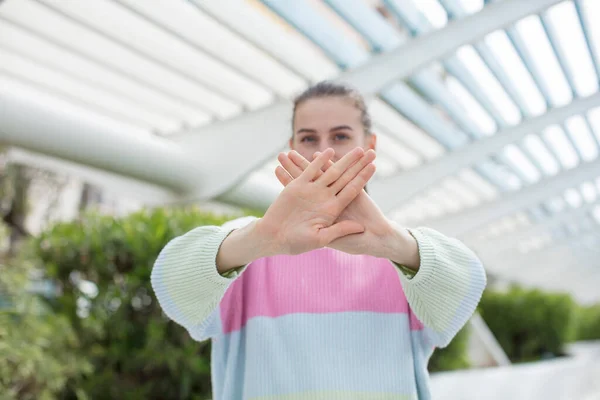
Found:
1,0 -> 599,302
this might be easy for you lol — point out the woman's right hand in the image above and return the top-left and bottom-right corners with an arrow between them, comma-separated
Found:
256,147 -> 376,255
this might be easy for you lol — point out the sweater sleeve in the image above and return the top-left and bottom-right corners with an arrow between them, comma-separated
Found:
150,216 -> 257,341
395,227 -> 487,348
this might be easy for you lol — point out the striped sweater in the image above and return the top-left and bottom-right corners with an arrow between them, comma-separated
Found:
151,216 -> 486,400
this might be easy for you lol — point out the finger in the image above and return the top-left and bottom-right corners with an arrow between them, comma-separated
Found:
316,147 -> 364,187
301,148 -> 335,181
335,163 -> 376,210
278,152 -> 303,179
275,165 -> 293,187
330,149 -> 376,194
311,152 -> 333,173
319,220 -> 364,245
288,151 -> 325,181
288,150 -> 310,171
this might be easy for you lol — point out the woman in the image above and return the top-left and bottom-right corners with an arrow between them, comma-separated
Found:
151,82 -> 486,400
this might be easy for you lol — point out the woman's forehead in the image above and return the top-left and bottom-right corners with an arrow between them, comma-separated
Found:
294,97 -> 362,126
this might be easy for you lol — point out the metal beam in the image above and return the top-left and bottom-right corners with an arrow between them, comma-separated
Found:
339,0 -> 562,94
0,78 -> 284,210
384,0 -> 549,194
484,244 -> 597,278
482,216 -> 600,264
0,87 -> 196,192
482,234 -> 600,280
575,0 -> 600,83
370,92 -> 600,213
420,158 -> 600,237
177,0 -> 563,200
215,173 -> 283,212
324,0 -> 518,192
468,201 -> 600,254
176,103 -> 290,200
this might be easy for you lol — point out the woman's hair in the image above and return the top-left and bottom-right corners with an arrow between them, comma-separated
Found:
292,81 -> 373,135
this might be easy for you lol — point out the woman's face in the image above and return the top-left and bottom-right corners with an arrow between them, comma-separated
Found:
290,96 -> 376,163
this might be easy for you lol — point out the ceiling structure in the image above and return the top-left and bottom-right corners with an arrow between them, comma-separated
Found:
1,0 -> 599,302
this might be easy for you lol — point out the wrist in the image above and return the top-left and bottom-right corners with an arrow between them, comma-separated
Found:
252,217 -> 285,257
379,221 -> 421,271
216,219 -> 278,274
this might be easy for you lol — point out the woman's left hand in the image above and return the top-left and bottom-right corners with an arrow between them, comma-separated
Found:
275,150 -> 420,269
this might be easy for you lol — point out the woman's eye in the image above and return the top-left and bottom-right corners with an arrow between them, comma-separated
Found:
301,136 -> 316,143
334,134 -> 349,140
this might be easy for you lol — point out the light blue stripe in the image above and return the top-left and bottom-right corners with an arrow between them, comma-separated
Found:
211,312 -> 428,399
445,257 -> 486,339
410,332 -> 433,400
425,257 -> 486,348
212,309 -> 246,400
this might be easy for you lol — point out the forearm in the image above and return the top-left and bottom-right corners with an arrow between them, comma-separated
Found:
216,219 -> 277,274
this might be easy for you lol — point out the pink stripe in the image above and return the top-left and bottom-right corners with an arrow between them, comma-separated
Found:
219,248 -> 424,333
410,309 -> 425,331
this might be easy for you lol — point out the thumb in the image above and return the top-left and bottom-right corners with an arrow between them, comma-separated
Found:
319,220 -> 364,245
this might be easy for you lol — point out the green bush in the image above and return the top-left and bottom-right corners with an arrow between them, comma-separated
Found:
34,207 -> 242,400
0,256 -> 91,400
479,286 -> 578,363
575,304 -> 600,341
428,326 -> 470,372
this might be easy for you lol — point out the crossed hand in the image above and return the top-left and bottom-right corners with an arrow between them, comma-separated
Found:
259,147 -> 393,256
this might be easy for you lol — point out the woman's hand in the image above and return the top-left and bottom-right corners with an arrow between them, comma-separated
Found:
276,149 -> 420,269
258,147 -> 376,256
275,149 -> 389,255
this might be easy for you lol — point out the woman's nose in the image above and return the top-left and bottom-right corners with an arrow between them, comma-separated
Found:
317,143 -> 330,154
